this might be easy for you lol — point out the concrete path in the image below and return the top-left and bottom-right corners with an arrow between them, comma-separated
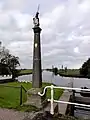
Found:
58,90 -> 72,115
0,108 -> 34,120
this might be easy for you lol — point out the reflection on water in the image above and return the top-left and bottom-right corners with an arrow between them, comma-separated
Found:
18,70 -> 90,119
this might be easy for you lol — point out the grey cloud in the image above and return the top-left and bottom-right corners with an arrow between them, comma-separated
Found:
0,0 -> 90,68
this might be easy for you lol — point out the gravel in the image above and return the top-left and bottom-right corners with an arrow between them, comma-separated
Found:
0,108 -> 34,120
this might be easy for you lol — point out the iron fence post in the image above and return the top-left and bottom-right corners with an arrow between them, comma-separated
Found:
20,85 -> 22,105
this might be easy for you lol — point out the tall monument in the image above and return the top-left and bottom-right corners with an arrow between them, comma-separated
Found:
24,9 -> 44,108
32,9 -> 42,88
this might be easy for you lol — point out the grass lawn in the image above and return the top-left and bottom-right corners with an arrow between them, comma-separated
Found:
0,82 -> 63,111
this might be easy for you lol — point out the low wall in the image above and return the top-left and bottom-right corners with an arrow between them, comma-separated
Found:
58,90 -> 72,115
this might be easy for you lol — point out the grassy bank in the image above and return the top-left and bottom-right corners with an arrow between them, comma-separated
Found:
58,69 -> 90,78
17,69 -> 44,76
59,69 -> 80,75
0,82 -> 63,111
17,69 -> 32,76
46,69 -> 84,78
58,73 -> 87,78
46,68 -> 90,78
52,69 -> 84,78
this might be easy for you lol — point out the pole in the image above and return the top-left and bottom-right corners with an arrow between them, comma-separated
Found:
20,85 -> 22,105
50,85 -> 54,115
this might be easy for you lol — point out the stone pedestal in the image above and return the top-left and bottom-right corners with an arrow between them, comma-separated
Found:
24,88 -> 47,109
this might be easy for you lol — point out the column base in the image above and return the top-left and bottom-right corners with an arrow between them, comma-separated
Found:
24,88 -> 47,109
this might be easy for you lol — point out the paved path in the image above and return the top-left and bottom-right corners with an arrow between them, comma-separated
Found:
0,108 -> 34,120
58,90 -> 72,115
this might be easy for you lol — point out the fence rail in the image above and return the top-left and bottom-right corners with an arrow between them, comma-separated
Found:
20,85 -> 27,105
38,85 -> 90,115
0,84 -> 20,88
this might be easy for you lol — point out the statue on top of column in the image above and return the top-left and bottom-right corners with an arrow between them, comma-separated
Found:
33,5 -> 40,27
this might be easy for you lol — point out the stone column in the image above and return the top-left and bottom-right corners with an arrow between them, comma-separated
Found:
24,27 -> 45,109
32,26 -> 42,88
24,12 -> 47,109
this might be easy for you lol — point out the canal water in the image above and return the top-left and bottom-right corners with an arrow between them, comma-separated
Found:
18,70 -> 90,88
18,71 -> 70,86
18,70 -> 90,119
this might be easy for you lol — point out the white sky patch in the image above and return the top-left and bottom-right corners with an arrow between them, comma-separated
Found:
0,0 -> 90,68
79,25 -> 83,29
79,0 -> 90,13
68,35 -> 75,41
4,0 -> 26,11
74,47 -> 79,53
12,12 -> 32,28
43,49 -> 60,57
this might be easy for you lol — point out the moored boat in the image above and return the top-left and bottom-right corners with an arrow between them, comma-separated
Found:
80,87 -> 90,97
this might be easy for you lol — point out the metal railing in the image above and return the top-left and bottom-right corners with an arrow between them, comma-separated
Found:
20,85 -> 27,105
38,85 -> 90,115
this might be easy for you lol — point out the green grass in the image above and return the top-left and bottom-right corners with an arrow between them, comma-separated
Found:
42,82 -> 63,100
18,69 -> 32,76
58,69 -> 82,78
0,82 -> 63,111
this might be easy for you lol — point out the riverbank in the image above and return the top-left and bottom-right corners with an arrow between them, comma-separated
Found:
46,69 -> 90,79
58,72 -> 90,79
17,69 -> 90,79
17,69 -> 32,76
58,73 -> 89,78
58,69 -> 90,78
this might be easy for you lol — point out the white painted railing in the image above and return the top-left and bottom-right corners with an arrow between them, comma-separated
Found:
38,85 -> 90,115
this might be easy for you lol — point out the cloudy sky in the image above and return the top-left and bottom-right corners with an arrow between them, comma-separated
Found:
0,0 -> 90,69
